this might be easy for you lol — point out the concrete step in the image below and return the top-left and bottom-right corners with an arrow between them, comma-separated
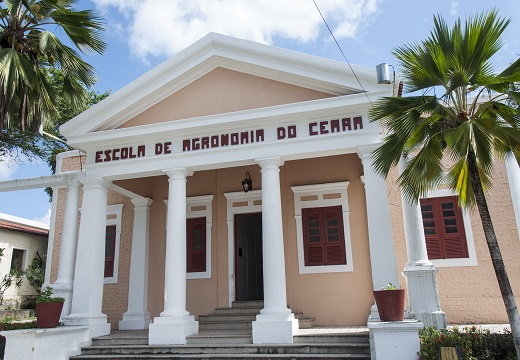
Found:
294,333 -> 369,344
232,300 -> 264,309
75,343 -> 370,357
214,307 -> 262,315
199,320 -> 253,330
199,314 -> 257,322
92,334 -> 149,346
71,355 -> 370,359
187,333 -> 253,345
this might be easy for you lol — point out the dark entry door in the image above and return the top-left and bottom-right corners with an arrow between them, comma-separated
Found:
235,213 -> 263,301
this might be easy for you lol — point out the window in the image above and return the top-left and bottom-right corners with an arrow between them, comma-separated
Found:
104,204 -> 123,283
104,225 -> 117,278
187,217 -> 206,273
292,182 -> 353,274
165,195 -> 213,279
302,206 -> 346,266
10,249 -> 26,272
419,192 -> 477,267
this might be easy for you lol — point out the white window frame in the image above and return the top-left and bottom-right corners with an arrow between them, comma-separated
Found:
10,247 -> 27,272
292,182 -> 353,274
422,189 -> 477,267
104,204 -> 123,284
164,195 -> 214,280
224,190 -> 262,307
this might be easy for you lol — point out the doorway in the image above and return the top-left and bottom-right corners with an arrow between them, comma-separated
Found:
235,213 -> 263,301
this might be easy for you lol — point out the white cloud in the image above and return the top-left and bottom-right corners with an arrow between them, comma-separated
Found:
93,0 -> 378,61
0,158 -> 17,181
33,208 -> 52,225
449,1 -> 459,16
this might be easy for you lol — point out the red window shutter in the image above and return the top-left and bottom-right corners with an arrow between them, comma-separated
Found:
104,225 -> 117,278
302,206 -> 346,266
187,217 -> 206,273
420,196 -> 468,260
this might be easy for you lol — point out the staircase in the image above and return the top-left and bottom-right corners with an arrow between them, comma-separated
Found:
70,301 -> 370,359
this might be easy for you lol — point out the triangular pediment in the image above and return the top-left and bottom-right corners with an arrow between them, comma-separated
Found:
60,33 -> 388,139
118,67 -> 334,129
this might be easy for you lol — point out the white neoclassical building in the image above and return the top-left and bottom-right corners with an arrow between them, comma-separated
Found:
0,34 -> 519,352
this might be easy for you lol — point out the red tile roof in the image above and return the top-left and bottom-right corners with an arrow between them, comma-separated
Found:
0,221 -> 49,237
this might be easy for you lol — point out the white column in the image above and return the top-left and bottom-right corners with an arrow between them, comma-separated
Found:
63,177 -> 110,338
149,168 -> 198,345
357,145 -> 399,321
52,180 -> 81,319
398,157 -> 446,329
119,198 -> 153,330
505,154 -> 520,241
252,157 -> 298,344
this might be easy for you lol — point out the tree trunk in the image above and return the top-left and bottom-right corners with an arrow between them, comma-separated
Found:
467,149 -> 520,359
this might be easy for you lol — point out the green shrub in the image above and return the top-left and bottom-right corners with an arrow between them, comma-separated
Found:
419,326 -> 515,360
0,320 -> 37,331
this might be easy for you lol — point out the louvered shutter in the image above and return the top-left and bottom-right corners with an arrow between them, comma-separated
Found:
302,208 -> 324,266
302,206 -> 346,266
104,225 -> 117,278
438,197 -> 468,258
323,206 -> 346,265
420,199 -> 443,259
420,196 -> 468,260
187,217 -> 206,272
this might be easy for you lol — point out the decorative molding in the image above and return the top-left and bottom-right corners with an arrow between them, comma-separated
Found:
104,204 -> 124,284
291,182 -> 353,274
224,190 -> 262,306
423,189 -> 477,268
164,195 -> 214,279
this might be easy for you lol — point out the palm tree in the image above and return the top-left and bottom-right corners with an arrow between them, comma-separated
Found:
368,10 -> 520,357
0,0 -> 105,135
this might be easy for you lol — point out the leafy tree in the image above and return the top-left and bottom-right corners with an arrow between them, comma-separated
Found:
368,10 -> 520,358
0,248 -> 22,305
25,252 -> 45,294
0,0 -> 106,159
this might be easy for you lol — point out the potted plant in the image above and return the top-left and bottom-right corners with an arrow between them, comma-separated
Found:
36,287 -> 65,328
373,283 -> 405,321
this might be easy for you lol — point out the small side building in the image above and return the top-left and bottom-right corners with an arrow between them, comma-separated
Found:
0,213 -> 49,308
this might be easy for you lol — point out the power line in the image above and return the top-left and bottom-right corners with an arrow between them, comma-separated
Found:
312,0 -> 373,106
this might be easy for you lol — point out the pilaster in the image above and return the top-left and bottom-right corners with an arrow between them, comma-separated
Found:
505,154 -> 520,241
119,198 -> 153,330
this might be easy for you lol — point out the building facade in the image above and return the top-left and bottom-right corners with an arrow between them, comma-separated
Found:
1,33 -> 519,346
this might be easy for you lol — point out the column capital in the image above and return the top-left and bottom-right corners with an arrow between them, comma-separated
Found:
131,197 -> 153,209
163,168 -> 194,180
67,179 -> 82,189
356,143 -> 382,161
79,177 -> 111,190
256,157 -> 284,169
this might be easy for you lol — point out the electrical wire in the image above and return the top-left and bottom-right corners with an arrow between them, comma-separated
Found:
312,0 -> 373,105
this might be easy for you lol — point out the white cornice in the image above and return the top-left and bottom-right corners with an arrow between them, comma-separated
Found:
60,33 -> 391,138
65,90 -> 388,150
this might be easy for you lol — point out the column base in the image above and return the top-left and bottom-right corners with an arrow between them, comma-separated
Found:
119,311 -> 151,330
252,313 -> 299,344
368,320 -> 423,360
63,313 -> 110,338
148,315 -> 198,345
51,282 -> 73,320
403,266 -> 446,329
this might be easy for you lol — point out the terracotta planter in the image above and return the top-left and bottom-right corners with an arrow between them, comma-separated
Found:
373,289 -> 405,321
36,302 -> 64,328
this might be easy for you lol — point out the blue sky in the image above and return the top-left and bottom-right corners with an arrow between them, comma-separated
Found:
0,0 -> 518,223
